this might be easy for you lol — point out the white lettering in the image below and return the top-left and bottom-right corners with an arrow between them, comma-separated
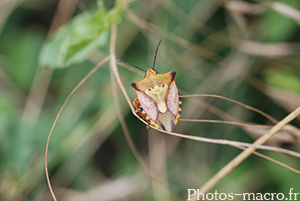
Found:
256,192 -> 263,200
197,190 -> 205,200
219,193 -> 227,200
243,193 -> 255,200
187,188 -> 299,200
264,193 -> 270,200
277,193 -> 284,200
228,193 -> 234,200
214,190 -> 219,200
271,193 -> 276,200
289,188 -> 294,200
206,193 -> 214,200
187,189 -> 196,200
294,192 -> 299,200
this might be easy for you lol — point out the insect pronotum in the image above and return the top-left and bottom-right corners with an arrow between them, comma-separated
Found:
119,40 -> 182,132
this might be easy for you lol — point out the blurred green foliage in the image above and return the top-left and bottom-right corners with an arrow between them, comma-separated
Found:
264,71 -> 300,93
40,1 -> 122,68
0,0 -> 300,201
260,0 -> 300,41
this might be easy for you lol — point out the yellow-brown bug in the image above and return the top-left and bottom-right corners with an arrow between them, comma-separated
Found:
119,40 -> 182,132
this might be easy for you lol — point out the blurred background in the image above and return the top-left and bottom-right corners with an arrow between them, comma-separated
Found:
0,0 -> 300,200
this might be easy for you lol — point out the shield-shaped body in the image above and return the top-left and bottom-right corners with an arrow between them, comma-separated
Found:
131,68 -> 182,132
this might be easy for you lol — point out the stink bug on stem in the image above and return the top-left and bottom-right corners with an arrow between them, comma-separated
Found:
119,40 -> 182,132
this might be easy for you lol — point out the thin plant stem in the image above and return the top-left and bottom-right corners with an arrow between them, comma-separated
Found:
150,126 -> 300,158
110,24 -> 179,197
109,23 -> 162,181
181,94 -> 278,123
179,118 -> 272,128
45,56 -> 110,201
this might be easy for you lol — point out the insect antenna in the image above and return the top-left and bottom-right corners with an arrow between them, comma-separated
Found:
118,60 -> 146,72
153,39 -> 162,69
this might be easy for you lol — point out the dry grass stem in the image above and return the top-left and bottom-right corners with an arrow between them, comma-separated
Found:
154,127 -> 300,158
109,23 -> 168,185
182,94 -> 278,123
45,56 -> 110,201
180,119 -> 272,129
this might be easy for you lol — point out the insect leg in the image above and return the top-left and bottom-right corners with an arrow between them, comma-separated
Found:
133,98 -> 150,130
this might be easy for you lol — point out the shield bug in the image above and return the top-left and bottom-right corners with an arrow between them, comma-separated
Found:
119,40 -> 182,132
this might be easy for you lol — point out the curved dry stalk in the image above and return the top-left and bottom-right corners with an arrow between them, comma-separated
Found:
45,56 -> 110,201
188,106 -> 300,201
153,126 -> 300,158
109,47 -> 134,112
182,94 -> 278,123
179,118 -> 272,128
131,115 -> 300,175
109,24 -> 168,185
110,24 -> 179,199
109,23 -> 151,175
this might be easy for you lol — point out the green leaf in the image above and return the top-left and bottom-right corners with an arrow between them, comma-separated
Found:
39,26 -> 73,69
39,3 -> 122,69
59,8 -> 109,66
